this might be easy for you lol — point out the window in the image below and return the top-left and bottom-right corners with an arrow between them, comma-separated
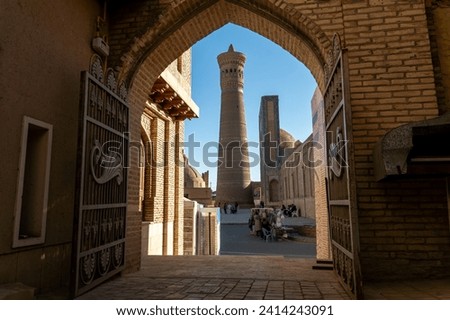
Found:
13,116 -> 52,248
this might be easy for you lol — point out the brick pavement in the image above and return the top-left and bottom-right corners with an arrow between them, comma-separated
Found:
78,255 -> 450,300
78,209 -> 450,300
79,256 -> 351,300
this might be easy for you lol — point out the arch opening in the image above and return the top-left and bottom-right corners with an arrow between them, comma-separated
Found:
113,0 -> 332,270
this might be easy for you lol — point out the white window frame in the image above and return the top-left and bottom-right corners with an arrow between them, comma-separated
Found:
13,116 -> 53,248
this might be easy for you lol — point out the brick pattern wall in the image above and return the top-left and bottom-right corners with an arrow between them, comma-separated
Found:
163,119 -> 175,254
198,209 -> 219,255
425,1 -> 447,115
109,0 -> 339,91
174,121 -> 185,255
152,117 -> 166,224
278,140 -> 316,220
165,50 -> 193,95
126,59 -> 188,265
341,0 -> 450,280
108,0 -> 167,70
358,179 -> 450,280
425,0 -> 450,115
141,114 -> 155,222
124,89 -> 144,273
183,200 -> 197,255
311,87 -> 330,261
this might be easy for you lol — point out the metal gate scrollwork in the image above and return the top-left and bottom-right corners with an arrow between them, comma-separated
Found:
71,54 -> 129,297
324,34 -> 363,299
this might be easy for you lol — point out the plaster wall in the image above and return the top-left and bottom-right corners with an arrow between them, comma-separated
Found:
142,222 -> 164,256
0,0 -> 100,294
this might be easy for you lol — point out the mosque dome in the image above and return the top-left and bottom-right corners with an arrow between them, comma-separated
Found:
279,128 -> 298,150
184,154 -> 206,188
279,128 -> 302,161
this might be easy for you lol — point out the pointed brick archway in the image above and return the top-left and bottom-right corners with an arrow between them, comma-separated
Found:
110,0 -> 335,91
108,0 -> 354,295
104,0 -> 447,300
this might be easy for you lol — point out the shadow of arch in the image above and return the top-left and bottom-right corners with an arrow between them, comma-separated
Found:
111,0 -> 333,93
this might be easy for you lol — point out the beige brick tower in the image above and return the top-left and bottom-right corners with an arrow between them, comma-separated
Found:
216,44 -> 253,206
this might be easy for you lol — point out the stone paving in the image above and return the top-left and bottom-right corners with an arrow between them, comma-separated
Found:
78,209 -> 450,300
79,255 -> 350,300
220,224 -> 316,257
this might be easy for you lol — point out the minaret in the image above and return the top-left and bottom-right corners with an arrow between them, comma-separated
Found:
216,44 -> 253,206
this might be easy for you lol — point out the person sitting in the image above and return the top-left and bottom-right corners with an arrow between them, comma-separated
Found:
253,213 -> 262,237
231,202 -> 237,214
261,218 -> 271,239
290,204 -> 298,217
275,210 -> 284,228
281,204 -> 289,217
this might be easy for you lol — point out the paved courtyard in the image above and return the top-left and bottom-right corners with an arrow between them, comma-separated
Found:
80,209 -> 348,300
78,209 -> 450,300
79,255 -> 350,300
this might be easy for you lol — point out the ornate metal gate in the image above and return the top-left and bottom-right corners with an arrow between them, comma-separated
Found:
324,35 -> 363,298
71,55 -> 129,297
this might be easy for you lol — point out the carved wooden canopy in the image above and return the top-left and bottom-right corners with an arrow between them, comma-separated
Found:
149,76 -> 198,120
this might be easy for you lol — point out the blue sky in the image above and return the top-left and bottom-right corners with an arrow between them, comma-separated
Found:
185,23 -> 317,190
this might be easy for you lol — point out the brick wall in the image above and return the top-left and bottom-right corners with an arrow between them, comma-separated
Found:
124,87 -> 144,273
279,140 -> 316,220
124,53 -> 189,266
174,121 -> 185,255
425,1 -> 450,114
358,179 -> 450,280
183,200 -> 197,255
311,87 -> 330,261
341,0 -> 450,280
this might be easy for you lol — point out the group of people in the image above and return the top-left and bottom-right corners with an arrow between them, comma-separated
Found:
258,202 -> 299,218
280,204 -> 299,217
248,208 -> 285,240
249,203 -> 301,240
220,202 -> 239,214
